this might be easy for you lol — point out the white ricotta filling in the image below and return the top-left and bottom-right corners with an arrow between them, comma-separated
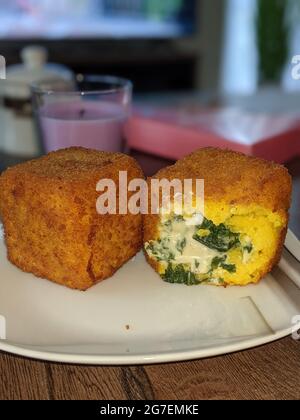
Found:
146,214 -> 221,275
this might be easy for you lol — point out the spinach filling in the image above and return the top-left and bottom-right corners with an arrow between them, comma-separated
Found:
146,239 -> 175,263
193,218 -> 241,252
162,264 -> 201,286
210,256 -> 236,273
146,215 -> 253,286
243,244 -> 253,254
162,255 -> 236,287
176,238 -> 187,253
162,264 -> 225,286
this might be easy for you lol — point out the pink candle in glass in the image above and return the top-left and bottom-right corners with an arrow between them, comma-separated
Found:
40,101 -> 127,153
32,75 -> 132,153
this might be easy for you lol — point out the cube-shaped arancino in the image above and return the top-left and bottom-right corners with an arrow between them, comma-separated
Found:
0,147 -> 143,290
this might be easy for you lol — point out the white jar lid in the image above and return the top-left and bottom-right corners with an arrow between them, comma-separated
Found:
2,45 -> 73,99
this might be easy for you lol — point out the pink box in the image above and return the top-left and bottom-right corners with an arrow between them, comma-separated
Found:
126,105 -> 300,163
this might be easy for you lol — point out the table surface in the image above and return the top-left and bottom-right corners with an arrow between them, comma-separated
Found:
0,152 -> 299,400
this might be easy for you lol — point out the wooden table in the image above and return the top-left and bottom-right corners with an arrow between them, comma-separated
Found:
0,338 -> 299,400
0,152 -> 299,400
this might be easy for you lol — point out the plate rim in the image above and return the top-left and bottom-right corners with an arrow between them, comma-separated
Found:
0,326 -> 297,365
0,227 -> 299,365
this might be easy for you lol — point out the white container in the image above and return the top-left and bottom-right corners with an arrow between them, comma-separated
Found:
0,46 -> 73,157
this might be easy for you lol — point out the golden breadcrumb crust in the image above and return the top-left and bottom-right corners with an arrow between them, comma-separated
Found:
143,148 -> 292,285
0,147 -> 144,290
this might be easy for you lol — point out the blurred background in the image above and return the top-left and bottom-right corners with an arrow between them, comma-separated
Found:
0,0 -> 300,233
1,0 -> 300,92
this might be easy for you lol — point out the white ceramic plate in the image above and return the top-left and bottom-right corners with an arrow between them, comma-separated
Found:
0,227 -> 300,365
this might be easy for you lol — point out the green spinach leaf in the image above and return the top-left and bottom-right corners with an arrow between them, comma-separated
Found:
210,256 -> 236,273
193,218 -> 240,252
162,264 -> 201,286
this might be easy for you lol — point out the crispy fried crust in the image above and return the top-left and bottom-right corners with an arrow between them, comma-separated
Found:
0,147 -> 144,290
151,147 -> 291,210
143,148 -> 292,284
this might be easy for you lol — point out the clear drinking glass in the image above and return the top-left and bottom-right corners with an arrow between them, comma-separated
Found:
31,75 -> 132,153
